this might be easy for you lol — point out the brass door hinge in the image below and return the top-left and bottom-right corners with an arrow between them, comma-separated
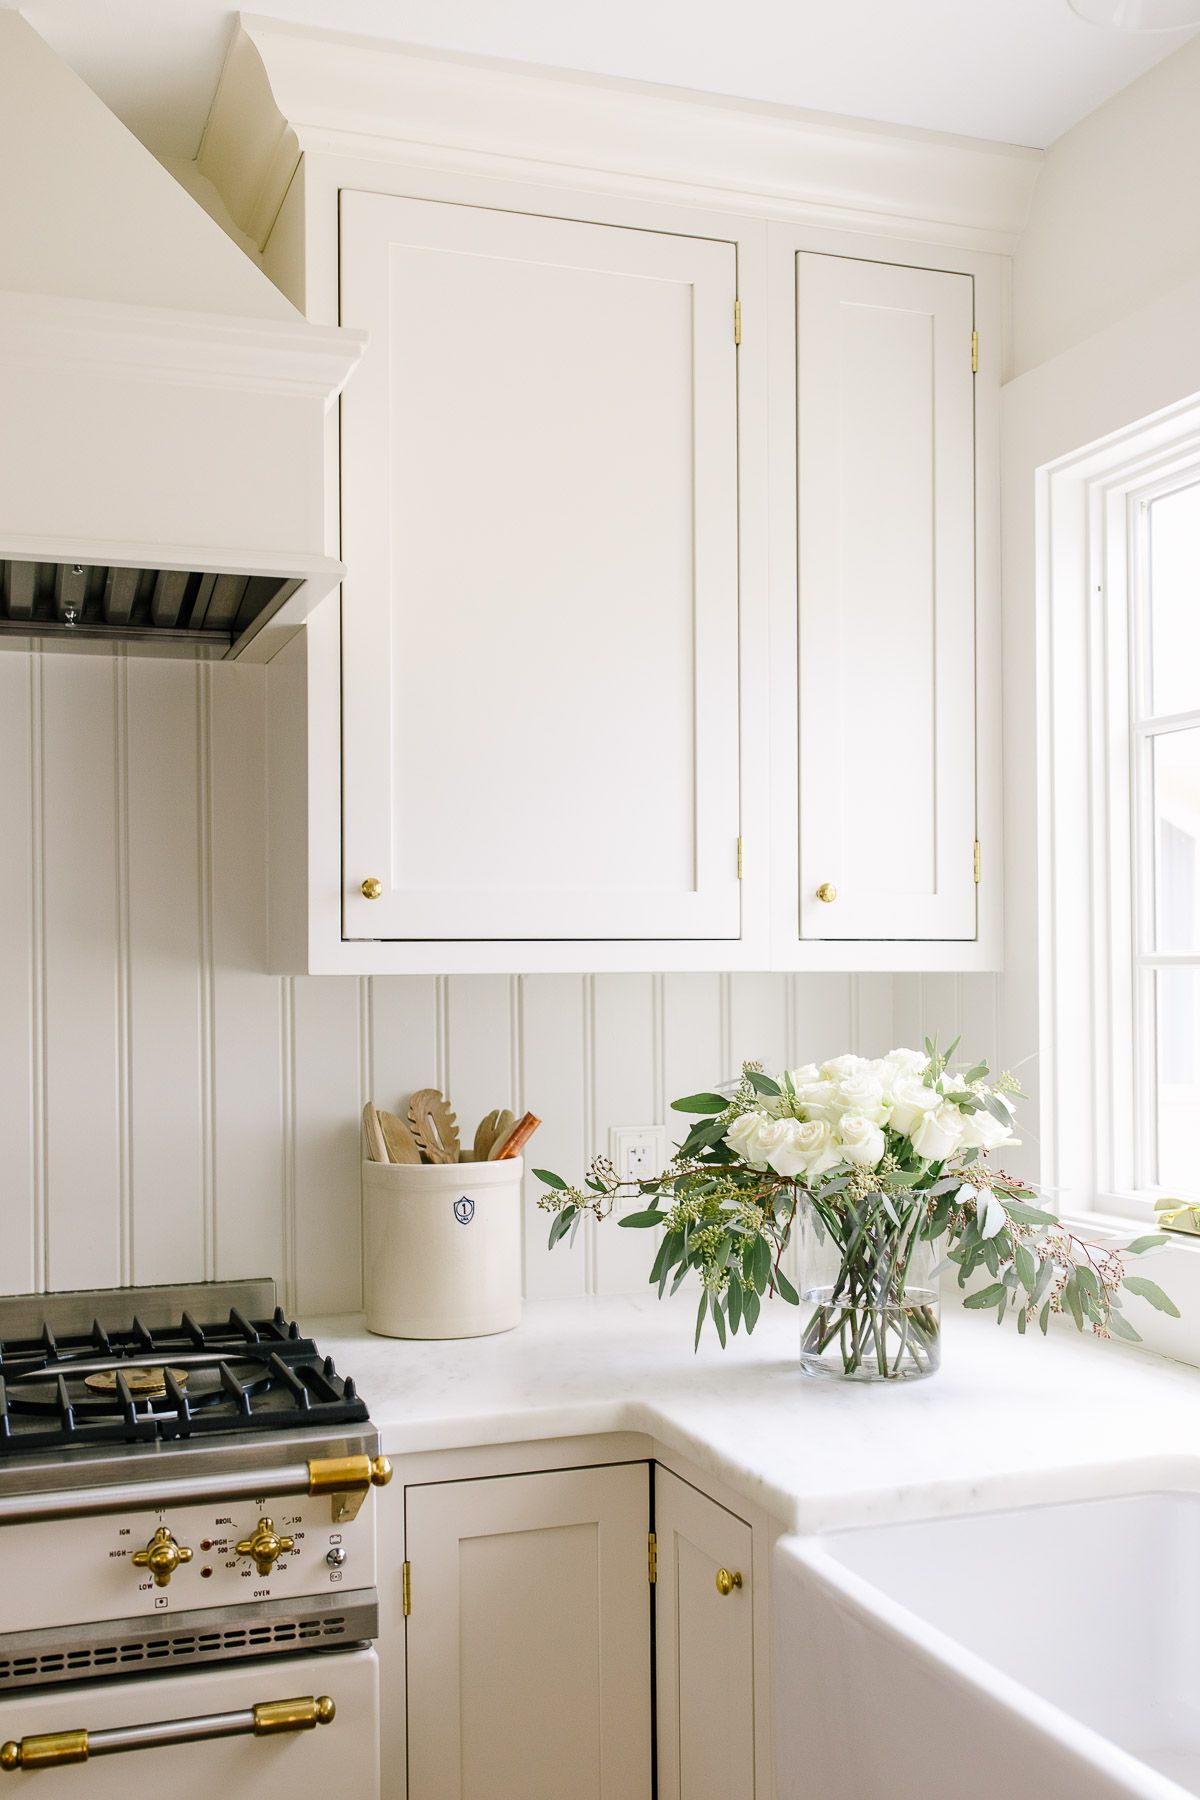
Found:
973,840 -> 981,884
648,1531 -> 657,1585
971,330 -> 979,374
402,1561 -> 412,1616
733,300 -> 742,346
736,836 -> 744,881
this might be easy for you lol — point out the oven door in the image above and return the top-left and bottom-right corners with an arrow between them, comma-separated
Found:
0,1647 -> 378,1797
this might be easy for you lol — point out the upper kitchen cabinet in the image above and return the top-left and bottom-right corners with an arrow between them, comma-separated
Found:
201,19 -> 1019,972
767,235 -> 1002,971
337,193 -> 742,946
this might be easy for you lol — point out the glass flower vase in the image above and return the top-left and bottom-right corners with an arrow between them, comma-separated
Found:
796,1191 -> 941,1382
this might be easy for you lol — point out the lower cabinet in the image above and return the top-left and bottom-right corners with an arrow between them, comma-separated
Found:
404,1463 -> 653,1800
655,1466 -> 757,1800
389,1447 -> 771,1800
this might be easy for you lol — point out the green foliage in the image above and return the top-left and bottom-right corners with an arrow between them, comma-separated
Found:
533,1049 -> 1180,1356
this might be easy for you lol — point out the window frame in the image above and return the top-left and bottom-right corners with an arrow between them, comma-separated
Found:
1041,401 -> 1200,1226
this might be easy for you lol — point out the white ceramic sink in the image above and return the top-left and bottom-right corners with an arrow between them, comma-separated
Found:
775,1492 -> 1200,1800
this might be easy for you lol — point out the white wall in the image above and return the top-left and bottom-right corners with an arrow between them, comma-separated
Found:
999,38 -> 1200,1203
0,647 -> 911,1316
1011,33 -> 1200,377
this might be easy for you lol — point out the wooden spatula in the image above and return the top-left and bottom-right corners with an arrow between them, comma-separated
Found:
473,1109 -> 501,1161
378,1109 -> 423,1165
492,1112 -> 541,1161
362,1101 -> 388,1163
408,1089 -> 460,1163
484,1109 -> 518,1161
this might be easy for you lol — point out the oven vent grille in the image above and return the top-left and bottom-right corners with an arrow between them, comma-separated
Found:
0,1613 -> 349,1690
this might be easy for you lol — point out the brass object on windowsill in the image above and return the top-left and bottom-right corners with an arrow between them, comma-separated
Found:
1154,1197 -> 1200,1237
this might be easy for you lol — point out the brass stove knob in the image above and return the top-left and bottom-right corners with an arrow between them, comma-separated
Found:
132,1526 -> 194,1588
235,1517 -> 295,1577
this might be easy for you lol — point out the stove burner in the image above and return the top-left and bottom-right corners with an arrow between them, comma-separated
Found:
0,1309 -> 367,1454
82,1366 -> 189,1398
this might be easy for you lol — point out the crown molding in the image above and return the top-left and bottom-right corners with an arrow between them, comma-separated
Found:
0,288 -> 364,399
200,15 -> 1041,255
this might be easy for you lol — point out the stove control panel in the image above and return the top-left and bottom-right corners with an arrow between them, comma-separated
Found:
1,1496 -> 378,1635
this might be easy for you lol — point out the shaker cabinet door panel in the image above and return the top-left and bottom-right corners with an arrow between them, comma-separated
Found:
794,253 -> 977,942
404,1463 -> 653,1800
655,1467 -> 756,1800
339,193 -> 741,943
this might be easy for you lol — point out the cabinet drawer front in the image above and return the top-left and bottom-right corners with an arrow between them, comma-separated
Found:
795,253 -> 977,942
404,1462 -> 652,1800
339,193 -> 741,943
655,1467 -> 755,1800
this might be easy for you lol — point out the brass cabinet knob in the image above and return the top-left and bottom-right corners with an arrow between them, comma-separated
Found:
815,883 -> 837,904
132,1526 -> 194,1588
715,1567 -> 743,1597
360,878 -> 383,900
235,1517 -> 296,1577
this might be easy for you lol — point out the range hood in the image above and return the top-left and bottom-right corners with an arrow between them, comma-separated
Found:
0,16 -> 362,661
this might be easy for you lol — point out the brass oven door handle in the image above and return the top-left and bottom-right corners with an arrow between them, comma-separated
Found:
1,1696 -> 335,1771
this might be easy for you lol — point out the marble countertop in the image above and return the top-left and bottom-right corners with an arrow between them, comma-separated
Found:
307,1296 -> 1200,1534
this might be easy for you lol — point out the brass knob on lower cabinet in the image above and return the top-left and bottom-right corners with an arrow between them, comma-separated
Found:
715,1567 -> 743,1597
132,1527 -> 194,1588
235,1517 -> 295,1577
360,878 -> 383,900
815,883 -> 838,904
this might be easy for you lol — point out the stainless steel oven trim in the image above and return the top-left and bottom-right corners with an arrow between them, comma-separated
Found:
0,1591 -> 378,1694
0,1426 -> 382,1505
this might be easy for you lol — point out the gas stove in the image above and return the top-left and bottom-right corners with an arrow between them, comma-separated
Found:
0,1291 -> 367,1456
0,1282 -> 386,1789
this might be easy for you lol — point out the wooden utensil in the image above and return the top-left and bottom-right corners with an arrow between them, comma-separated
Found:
378,1108 -> 423,1165
492,1111 -> 541,1161
362,1101 -> 388,1163
483,1108 -> 518,1161
407,1088 -> 460,1163
473,1109 -> 501,1161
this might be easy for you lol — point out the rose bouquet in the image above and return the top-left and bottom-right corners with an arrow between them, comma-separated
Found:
536,1040 -> 1177,1382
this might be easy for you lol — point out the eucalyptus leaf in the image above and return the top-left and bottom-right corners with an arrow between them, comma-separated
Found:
1107,1312 -> 1142,1343
963,1283 -> 1006,1309
1122,1276 -> 1181,1317
672,1092 -> 731,1114
774,1266 -> 800,1306
694,1291 -> 708,1351
745,1070 -> 782,1098
1126,1235 -> 1169,1255
534,1169 -> 567,1190
618,1209 -> 666,1229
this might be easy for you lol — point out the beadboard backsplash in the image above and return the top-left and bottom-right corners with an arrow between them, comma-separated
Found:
0,650 -> 999,1314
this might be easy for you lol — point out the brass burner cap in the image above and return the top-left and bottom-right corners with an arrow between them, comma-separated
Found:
83,1367 -> 189,1398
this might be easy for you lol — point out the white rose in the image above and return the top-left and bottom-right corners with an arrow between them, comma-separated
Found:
768,1117 -> 842,1180
725,1110 -> 770,1164
910,1102 -> 966,1163
831,1072 -> 887,1125
957,1105 -> 1019,1152
787,1063 -> 821,1088
838,1113 -> 886,1168
746,1117 -> 794,1165
792,1078 -> 840,1125
820,1053 -> 868,1080
886,1047 -> 928,1073
888,1075 -> 941,1138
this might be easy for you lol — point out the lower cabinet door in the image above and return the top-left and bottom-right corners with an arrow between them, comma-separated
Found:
655,1467 -> 755,1800
0,1647 -> 380,1799
405,1463 -> 652,1800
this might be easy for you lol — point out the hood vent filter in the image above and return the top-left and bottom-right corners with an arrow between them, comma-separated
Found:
0,559 -> 302,657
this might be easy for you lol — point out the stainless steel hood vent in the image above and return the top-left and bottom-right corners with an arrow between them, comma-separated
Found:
0,558 -> 306,658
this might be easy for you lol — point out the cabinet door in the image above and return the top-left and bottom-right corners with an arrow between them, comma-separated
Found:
405,1463 -> 652,1800
655,1467 -> 755,1800
795,253 -> 977,941
339,193 -> 741,943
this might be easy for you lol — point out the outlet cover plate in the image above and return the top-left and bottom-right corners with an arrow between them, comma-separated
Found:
609,1127 -> 669,1207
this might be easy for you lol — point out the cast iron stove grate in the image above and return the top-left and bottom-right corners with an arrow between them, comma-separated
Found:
0,1307 -> 368,1452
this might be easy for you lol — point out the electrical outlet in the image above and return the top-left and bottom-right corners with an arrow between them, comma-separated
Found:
609,1127 -> 669,1208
